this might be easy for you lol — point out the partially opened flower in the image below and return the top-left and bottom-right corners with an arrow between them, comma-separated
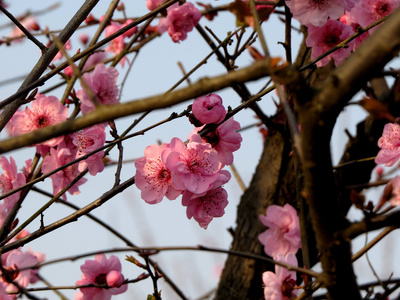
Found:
0,156 -> 26,212
192,94 -> 227,124
75,254 -> 127,300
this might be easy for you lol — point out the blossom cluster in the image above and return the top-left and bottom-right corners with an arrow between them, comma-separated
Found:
135,94 -> 242,228
375,122 -> 400,207
285,0 -> 400,66
5,63 -> 119,200
258,204 -> 302,300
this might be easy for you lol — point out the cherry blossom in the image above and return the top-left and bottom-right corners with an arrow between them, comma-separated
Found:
0,282 -> 12,300
306,19 -> 355,67
375,123 -> 400,166
258,204 -> 301,258
339,12 -> 369,49
0,249 -> 39,297
76,63 -> 119,114
188,117 -> 243,166
166,136 -> 222,194
262,253 -> 298,300
8,93 -> 69,147
285,0 -> 347,26
192,94 -> 227,125
388,175 -> 400,206
0,156 -> 26,212
135,143 -> 182,204
158,2 -> 202,43
104,20 -> 136,66
75,254 -> 127,300
351,0 -> 400,32
42,143 -> 87,199
71,125 -> 106,176
182,186 -> 229,229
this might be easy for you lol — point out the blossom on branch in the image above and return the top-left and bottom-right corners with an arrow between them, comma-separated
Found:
135,143 -> 182,204
0,156 -> 26,212
76,63 -> 119,114
350,0 -> 400,32
262,253 -> 298,300
158,2 -> 202,43
8,94 -> 69,148
75,254 -> 127,300
258,204 -> 301,258
375,122 -> 400,166
192,94 -> 227,125
285,0 -> 348,26
182,185 -> 229,229
306,19 -> 355,67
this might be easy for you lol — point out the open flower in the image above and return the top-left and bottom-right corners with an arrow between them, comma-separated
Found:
8,94 -> 68,147
258,204 -> 301,258
375,122 -> 400,166
135,143 -> 182,204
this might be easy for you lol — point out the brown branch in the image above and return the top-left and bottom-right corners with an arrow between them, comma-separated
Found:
0,59 -> 272,154
0,0 -> 101,131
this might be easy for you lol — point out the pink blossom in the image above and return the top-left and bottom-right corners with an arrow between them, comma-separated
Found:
262,253 -> 298,300
258,204 -> 301,258
375,123 -> 400,166
79,33 -> 90,45
158,2 -> 202,43
188,117 -> 242,166
71,125 -> 106,176
135,143 -> 182,204
351,0 -> 400,32
306,19 -> 355,67
42,143 -> 87,199
8,94 -> 69,147
285,0 -> 346,26
76,64 -> 119,114
0,249 -> 39,296
146,0 -> 164,11
0,156 -> 26,212
166,136 -> 222,194
122,19 -> 138,38
192,94 -> 227,124
388,175 -> 400,206
75,254 -> 127,300
182,186 -> 229,229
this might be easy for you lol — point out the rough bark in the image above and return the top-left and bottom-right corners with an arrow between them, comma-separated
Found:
214,126 -> 295,300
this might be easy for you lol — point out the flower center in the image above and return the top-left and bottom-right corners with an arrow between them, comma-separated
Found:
95,273 -> 107,285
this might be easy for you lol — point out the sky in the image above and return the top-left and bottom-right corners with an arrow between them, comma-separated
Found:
0,1 -> 399,299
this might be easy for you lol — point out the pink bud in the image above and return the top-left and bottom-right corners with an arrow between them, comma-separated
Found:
79,33 -> 89,45
106,270 -> 124,287
192,94 -> 227,124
